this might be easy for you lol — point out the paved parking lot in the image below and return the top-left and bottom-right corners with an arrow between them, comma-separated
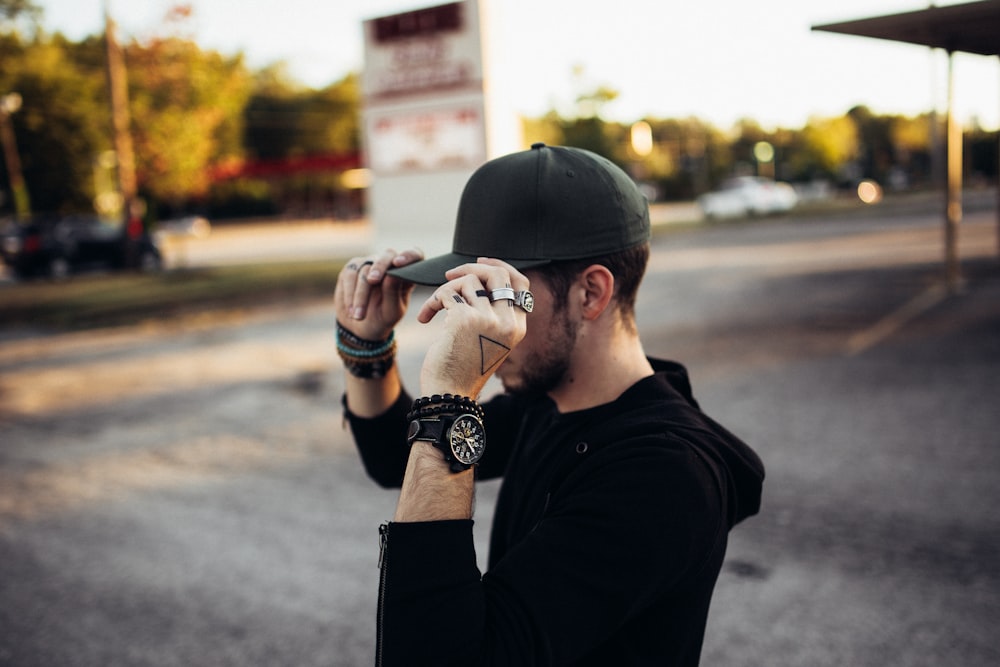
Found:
1,200 -> 998,665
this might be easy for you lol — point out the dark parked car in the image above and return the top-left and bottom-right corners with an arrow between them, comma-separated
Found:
0,215 -> 162,279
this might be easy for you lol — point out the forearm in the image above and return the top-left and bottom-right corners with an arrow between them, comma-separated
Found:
394,442 -> 475,522
344,362 -> 403,418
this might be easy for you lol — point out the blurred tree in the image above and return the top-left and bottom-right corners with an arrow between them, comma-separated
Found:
629,117 -> 729,199
243,70 -> 359,160
521,111 -> 567,149
0,33 -> 108,214
534,65 -> 620,159
967,125 -> 998,182
243,64 -> 304,161
890,112 -> 935,188
730,118 -> 769,175
786,114 -> 858,182
848,105 -> 895,183
126,35 -> 251,207
237,71 -> 361,218
559,113 -> 617,160
0,0 -> 40,26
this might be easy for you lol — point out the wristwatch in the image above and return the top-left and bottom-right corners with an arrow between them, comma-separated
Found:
407,413 -> 486,472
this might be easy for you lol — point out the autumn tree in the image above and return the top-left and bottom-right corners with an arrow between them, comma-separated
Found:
125,35 -> 251,207
787,114 -> 859,182
0,32 -> 108,214
0,0 -> 40,26
243,69 -> 360,161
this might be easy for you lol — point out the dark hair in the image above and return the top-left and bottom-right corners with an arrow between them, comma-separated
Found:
534,242 -> 650,324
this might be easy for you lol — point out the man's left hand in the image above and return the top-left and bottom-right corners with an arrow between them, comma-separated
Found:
415,258 -> 530,398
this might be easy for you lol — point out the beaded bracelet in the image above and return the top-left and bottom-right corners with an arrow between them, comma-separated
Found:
406,394 -> 484,422
336,322 -> 395,353
336,321 -> 396,379
340,354 -> 394,380
337,321 -> 393,349
339,346 -> 395,379
337,338 -> 395,358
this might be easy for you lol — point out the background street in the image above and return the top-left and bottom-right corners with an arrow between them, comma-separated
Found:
1,195 -> 998,666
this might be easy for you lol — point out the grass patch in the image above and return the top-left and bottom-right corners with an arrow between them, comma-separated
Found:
0,259 -> 344,332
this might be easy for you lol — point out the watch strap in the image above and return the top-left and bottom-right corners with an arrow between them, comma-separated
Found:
407,414 -> 482,472
407,416 -> 446,444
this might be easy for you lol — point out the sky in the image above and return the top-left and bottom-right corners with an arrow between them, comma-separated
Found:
29,0 -> 1000,131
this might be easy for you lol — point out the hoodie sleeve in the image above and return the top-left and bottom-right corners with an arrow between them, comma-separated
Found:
377,520 -> 484,666
343,391 -> 412,488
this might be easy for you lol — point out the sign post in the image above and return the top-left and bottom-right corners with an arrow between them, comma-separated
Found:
362,0 -> 516,255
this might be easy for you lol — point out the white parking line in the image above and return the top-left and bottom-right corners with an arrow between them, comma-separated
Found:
845,283 -> 949,356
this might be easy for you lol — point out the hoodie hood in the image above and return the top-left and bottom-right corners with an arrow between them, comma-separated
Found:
642,359 -> 765,527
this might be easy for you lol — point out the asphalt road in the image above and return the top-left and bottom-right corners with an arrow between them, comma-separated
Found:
1,197 -> 998,666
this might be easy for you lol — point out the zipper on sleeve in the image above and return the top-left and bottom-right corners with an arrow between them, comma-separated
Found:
376,522 -> 389,666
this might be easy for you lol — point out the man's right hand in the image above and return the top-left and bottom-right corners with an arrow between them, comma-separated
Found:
334,248 -> 423,339
335,248 -> 423,418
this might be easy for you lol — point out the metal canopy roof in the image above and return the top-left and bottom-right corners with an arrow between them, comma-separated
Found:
812,0 -> 1000,56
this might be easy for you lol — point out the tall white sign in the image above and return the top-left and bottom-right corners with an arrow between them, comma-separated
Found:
362,1 -> 510,256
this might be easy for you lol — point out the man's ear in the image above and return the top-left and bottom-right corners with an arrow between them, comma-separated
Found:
578,265 -> 615,321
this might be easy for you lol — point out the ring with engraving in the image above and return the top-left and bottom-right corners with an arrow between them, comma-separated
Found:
514,290 -> 534,313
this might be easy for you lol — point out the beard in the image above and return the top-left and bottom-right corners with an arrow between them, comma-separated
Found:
499,304 -> 579,396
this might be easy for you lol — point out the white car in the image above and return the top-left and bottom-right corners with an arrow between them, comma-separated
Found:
697,176 -> 798,219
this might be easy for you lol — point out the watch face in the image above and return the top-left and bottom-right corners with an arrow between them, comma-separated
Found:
448,414 -> 486,465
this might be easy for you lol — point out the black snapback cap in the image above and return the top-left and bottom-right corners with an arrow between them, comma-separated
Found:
388,143 -> 650,286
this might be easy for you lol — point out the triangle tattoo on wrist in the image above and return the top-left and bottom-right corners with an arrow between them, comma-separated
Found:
479,335 -> 511,375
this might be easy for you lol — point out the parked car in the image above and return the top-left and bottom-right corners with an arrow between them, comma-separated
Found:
697,176 -> 798,219
0,215 -> 162,279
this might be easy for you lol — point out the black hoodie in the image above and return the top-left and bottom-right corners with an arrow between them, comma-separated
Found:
353,358 -> 764,666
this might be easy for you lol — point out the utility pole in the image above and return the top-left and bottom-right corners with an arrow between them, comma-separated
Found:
104,4 -> 139,227
0,92 -> 30,220
944,50 -> 963,292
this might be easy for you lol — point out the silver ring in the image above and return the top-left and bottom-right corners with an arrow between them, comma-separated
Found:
489,287 -> 516,303
514,290 -> 534,313
348,260 -> 373,272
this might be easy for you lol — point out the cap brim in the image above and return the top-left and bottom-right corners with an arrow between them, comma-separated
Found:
386,252 -> 550,286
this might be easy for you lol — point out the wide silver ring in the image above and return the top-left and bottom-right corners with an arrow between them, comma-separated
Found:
514,290 -> 534,313
489,287 -> 516,303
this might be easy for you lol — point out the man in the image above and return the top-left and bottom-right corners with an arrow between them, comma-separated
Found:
334,143 -> 764,666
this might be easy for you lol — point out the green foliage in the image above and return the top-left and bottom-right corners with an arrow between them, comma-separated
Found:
1,17 -> 991,218
786,115 -> 858,182
125,36 -> 251,203
0,33 -> 108,214
0,0 -> 40,26
205,179 -> 278,219
244,72 -> 360,160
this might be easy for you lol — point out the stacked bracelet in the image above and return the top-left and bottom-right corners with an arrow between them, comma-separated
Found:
336,321 -> 396,379
406,394 -> 484,422
406,395 -> 487,472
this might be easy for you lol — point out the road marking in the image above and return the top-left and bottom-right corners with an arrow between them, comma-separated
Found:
845,283 -> 948,356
